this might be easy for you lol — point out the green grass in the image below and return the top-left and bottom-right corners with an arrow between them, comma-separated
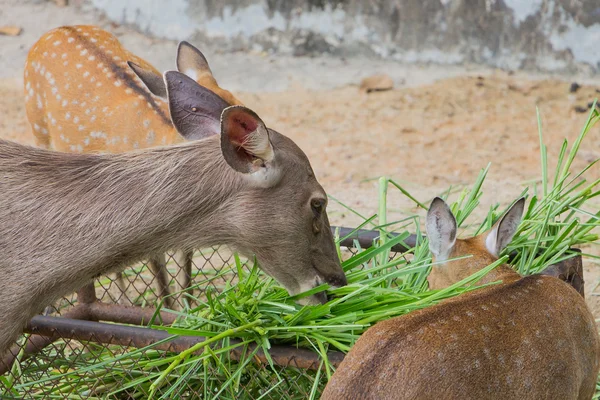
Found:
2,105 -> 599,399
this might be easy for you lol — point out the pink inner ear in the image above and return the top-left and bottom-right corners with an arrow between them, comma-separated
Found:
227,109 -> 258,146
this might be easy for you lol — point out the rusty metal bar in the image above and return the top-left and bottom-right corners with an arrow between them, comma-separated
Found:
333,226 -> 419,253
0,302 -> 175,376
0,304 -> 91,375
23,315 -> 345,370
87,301 -> 177,326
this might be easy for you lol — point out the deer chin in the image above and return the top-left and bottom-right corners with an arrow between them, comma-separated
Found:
294,275 -> 328,305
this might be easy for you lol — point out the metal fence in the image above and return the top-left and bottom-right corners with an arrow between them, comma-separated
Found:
0,228 -> 583,399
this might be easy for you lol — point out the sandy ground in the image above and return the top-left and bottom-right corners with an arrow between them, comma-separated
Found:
1,0 -> 600,315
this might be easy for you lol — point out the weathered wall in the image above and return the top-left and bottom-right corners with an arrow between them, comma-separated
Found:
91,0 -> 600,74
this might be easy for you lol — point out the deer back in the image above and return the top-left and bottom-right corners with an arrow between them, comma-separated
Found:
23,25 -> 241,153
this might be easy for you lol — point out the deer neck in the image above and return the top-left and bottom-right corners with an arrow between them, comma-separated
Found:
0,137 -> 243,315
430,251 -> 521,290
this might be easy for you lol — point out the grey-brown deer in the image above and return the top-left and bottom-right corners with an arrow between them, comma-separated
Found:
0,70 -> 346,358
24,25 -> 244,308
321,197 -> 599,400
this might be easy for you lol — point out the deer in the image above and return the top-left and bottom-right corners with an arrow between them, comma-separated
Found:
23,25 -> 243,308
321,197 -> 599,400
0,69 -> 347,357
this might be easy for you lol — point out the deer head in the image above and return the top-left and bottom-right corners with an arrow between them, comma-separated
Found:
426,197 -> 525,290
163,70 -> 346,303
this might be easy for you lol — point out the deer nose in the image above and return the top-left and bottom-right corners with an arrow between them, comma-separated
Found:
325,271 -> 348,288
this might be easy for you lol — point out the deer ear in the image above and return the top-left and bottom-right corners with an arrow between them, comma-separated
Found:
164,70 -> 230,141
220,106 -> 275,174
485,197 -> 525,257
128,61 -> 167,98
426,197 -> 457,261
176,41 -> 212,81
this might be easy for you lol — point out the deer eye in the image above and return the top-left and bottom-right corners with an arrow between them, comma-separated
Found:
311,198 -> 326,218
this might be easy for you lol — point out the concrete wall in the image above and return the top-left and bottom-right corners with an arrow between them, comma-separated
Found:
91,0 -> 600,74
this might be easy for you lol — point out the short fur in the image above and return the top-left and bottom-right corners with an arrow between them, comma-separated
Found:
321,198 -> 599,400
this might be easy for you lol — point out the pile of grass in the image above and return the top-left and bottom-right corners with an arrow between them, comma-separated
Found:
3,106 -> 599,399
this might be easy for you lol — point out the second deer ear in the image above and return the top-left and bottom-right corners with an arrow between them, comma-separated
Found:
128,61 -> 167,98
426,197 -> 457,261
176,41 -> 212,81
485,198 -> 525,257
220,106 -> 275,175
164,70 -> 230,141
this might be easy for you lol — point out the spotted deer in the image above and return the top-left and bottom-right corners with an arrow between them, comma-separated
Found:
322,197 -> 599,400
23,25 -> 243,308
0,70 -> 347,357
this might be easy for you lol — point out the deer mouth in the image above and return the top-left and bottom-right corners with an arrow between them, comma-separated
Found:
295,274 -> 329,305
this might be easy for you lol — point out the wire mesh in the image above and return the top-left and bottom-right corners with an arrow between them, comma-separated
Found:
0,239 -> 392,399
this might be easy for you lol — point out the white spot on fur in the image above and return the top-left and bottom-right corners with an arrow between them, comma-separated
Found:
33,123 -> 40,132
73,116 -> 79,123
114,80 -> 122,87
62,53 -> 67,59
90,131 -> 107,139
62,100 -> 68,107
68,37 -> 74,43
76,64 -> 82,69
78,125 -> 85,131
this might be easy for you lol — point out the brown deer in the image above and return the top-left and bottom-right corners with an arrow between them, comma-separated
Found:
321,197 -> 599,400
23,25 -> 243,308
0,70 -> 347,358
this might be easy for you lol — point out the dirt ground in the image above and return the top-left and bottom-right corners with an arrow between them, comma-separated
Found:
1,1 -> 600,316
